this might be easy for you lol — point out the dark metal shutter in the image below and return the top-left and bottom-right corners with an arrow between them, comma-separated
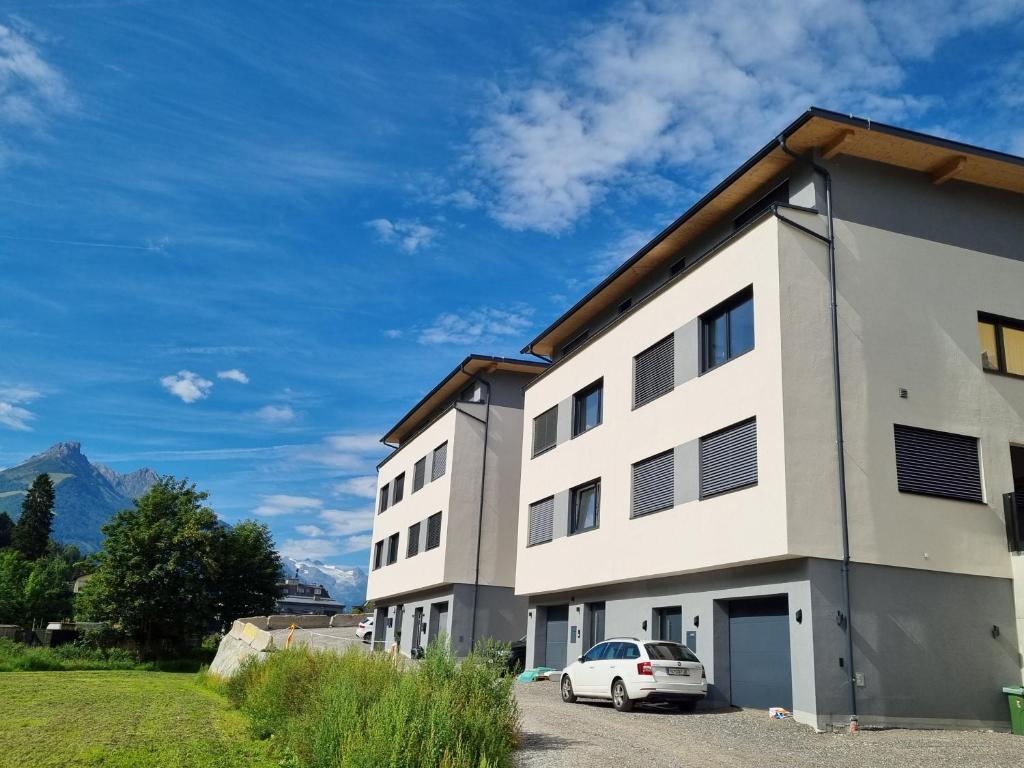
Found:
407,522 -> 420,557
894,424 -> 982,502
533,407 -> 558,455
426,512 -> 442,549
633,334 -> 675,408
528,497 -> 554,546
632,450 -> 674,516
431,442 -> 448,480
700,417 -> 757,498
413,458 -> 426,492
378,484 -> 389,513
393,473 -> 404,504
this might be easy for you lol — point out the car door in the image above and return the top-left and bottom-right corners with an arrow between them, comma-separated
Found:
587,641 -> 626,698
575,642 -> 610,694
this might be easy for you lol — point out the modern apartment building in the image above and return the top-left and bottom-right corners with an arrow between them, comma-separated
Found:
514,108 -> 1024,730
367,354 -> 546,657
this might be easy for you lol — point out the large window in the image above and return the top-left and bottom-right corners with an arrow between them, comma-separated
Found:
893,424 -> 983,502
426,512 -> 443,550
378,484 -> 389,514
699,417 -> 758,498
701,287 -> 754,373
632,449 -> 674,517
979,313 -> 1024,377
431,442 -> 448,481
633,334 -> 675,408
392,473 -> 405,505
572,379 -> 603,437
372,540 -> 383,570
570,480 -> 600,535
533,406 -> 558,456
386,533 -> 399,565
413,457 -> 426,492
407,522 -> 420,558
527,496 -> 554,546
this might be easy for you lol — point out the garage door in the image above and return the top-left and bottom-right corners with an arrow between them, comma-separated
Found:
729,596 -> 792,710
544,605 -> 569,670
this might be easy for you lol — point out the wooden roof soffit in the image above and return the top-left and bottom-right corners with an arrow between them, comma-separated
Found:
930,155 -> 967,186
821,129 -> 855,160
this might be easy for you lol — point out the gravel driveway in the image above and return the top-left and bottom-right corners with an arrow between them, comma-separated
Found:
515,680 -> 1019,768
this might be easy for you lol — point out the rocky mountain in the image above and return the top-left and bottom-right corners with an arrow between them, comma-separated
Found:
281,556 -> 368,609
0,442 -> 159,553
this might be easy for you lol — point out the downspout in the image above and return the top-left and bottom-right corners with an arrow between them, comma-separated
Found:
778,137 -> 858,724
459,363 -> 492,651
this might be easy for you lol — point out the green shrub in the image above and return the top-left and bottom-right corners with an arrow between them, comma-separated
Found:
229,641 -> 519,768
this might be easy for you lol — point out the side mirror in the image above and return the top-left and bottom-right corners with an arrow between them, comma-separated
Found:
577,656 -> 585,663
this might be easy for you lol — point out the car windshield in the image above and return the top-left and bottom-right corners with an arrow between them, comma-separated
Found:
645,642 -> 699,662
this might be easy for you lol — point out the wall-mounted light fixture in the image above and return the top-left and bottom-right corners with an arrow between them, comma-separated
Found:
795,609 -> 803,624
528,610 -> 533,619
576,606 -> 581,613
836,610 -> 846,628
642,620 -> 648,631
693,615 -> 700,627
993,625 -> 1001,639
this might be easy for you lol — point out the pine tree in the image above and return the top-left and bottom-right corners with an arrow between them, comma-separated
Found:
0,512 -> 13,549
12,474 -> 55,561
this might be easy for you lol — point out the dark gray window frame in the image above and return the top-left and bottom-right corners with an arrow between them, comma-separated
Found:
392,473 -> 405,505
569,479 -> 601,535
426,511 -> 443,550
700,285 -> 754,374
532,406 -> 558,457
386,532 -> 399,565
372,540 -> 383,570
407,522 -> 420,558
378,484 -> 389,514
413,457 -> 426,492
979,311 -> 1024,380
572,378 -> 603,438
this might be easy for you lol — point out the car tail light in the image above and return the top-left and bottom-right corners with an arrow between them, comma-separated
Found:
637,661 -> 653,676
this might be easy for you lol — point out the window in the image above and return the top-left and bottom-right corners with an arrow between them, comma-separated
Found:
527,496 -> 554,546
561,331 -> 590,357
570,480 -> 600,534
426,511 -> 442,550
979,313 -> 1024,377
386,533 -> 399,565
572,379 -> 603,437
582,642 -> 609,663
431,442 -> 448,481
733,180 -> 789,230
645,642 -> 699,662
378,483 -> 389,514
893,424 -> 983,502
461,381 -> 483,402
633,334 -> 675,408
653,607 -> 682,643
532,406 -> 558,456
413,457 -> 426,492
632,449 -> 674,517
407,522 -> 420,558
392,473 -> 405,505
699,417 -> 758,498
372,540 -> 383,570
701,287 -> 754,373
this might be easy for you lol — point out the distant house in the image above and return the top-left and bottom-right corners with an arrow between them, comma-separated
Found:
276,572 -> 344,616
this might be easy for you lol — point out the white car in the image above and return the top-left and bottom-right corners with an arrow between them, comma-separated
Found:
560,638 -> 706,712
356,616 -> 374,643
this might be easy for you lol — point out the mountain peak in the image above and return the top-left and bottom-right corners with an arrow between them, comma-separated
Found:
41,441 -> 82,459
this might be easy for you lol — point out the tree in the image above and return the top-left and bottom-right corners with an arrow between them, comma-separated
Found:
0,512 -> 13,549
0,549 -> 29,624
24,557 -> 73,626
218,520 -> 283,626
12,474 -> 55,561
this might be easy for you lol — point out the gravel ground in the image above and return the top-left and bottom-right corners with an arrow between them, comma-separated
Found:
515,680 -> 1020,768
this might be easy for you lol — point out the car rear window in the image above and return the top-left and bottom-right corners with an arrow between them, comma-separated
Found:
645,642 -> 699,662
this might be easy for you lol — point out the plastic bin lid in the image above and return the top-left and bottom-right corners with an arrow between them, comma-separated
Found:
1002,686 -> 1024,695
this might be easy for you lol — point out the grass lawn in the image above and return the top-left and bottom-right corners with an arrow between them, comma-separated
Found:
0,671 -> 277,768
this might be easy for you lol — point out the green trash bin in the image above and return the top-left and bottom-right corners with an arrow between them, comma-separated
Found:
1003,687 -> 1024,735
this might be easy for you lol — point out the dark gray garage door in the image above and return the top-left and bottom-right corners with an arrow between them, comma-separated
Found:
544,605 -> 569,669
728,596 -> 792,710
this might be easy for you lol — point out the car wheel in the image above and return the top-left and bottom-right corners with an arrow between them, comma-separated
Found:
560,675 -> 577,704
363,632 -> 372,643
611,679 -> 633,712
675,700 -> 697,712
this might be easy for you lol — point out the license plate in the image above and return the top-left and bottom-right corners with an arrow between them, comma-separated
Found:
666,668 -> 690,676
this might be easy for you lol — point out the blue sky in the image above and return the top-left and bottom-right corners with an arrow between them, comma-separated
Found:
0,0 -> 1022,570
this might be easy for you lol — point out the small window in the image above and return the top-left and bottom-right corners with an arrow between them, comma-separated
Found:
426,511 -> 442,550
979,313 -> 1024,377
699,417 -> 758,498
407,522 -> 420,558
894,424 -> 982,502
461,381 -> 483,402
572,379 -> 603,437
632,449 -> 674,517
582,642 -> 609,663
431,442 -> 448,481
633,334 -> 675,408
570,480 -> 600,535
532,406 -> 558,457
413,457 -> 426,492
562,331 -> 590,357
392,473 -> 405,505
527,496 -> 554,546
372,540 -> 383,570
701,287 -> 754,373
378,484 -> 389,514
386,533 -> 399,565
653,607 -> 682,643
733,180 -> 789,230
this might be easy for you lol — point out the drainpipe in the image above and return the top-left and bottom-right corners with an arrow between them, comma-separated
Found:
459,363 -> 492,652
778,137 -> 858,724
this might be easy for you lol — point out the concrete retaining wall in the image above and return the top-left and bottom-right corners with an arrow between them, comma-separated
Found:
235,614 -> 363,630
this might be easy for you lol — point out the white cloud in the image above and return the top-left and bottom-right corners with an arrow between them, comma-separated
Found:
160,370 -> 213,403
252,494 -> 323,517
254,404 -> 297,423
0,401 -> 34,431
217,369 -> 249,384
0,22 -> 75,129
319,508 -> 375,536
418,305 -> 534,346
366,218 -> 438,253
279,537 -> 340,561
341,534 -> 373,554
295,524 -> 325,537
332,476 -> 378,500
469,0 -> 1022,233
384,329 -> 403,339
325,434 -> 382,452
299,433 -> 384,471
0,386 -> 40,403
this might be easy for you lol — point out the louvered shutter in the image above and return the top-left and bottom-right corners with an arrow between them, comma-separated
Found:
528,497 -> 554,546
700,418 -> 757,498
634,334 -> 675,408
407,522 -> 420,557
533,407 -> 558,455
894,425 -> 982,502
632,450 -> 675,516
413,458 -> 426,492
431,442 -> 448,480
426,512 -> 442,549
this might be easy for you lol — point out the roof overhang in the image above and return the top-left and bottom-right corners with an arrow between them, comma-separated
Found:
381,354 -> 548,446
523,107 -> 1024,358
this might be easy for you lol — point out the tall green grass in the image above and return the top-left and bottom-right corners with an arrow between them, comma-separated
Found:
227,641 -> 520,768
0,638 -> 212,672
